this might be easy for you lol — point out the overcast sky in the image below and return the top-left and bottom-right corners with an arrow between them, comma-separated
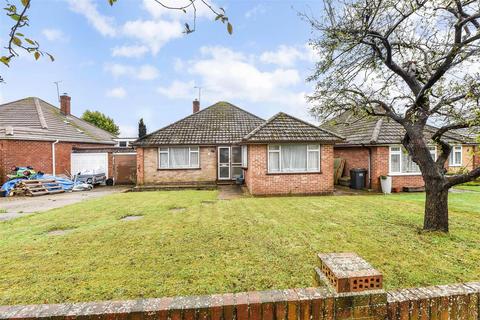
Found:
0,0 -> 323,137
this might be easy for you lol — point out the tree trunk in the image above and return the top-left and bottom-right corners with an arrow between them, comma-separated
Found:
423,180 -> 449,232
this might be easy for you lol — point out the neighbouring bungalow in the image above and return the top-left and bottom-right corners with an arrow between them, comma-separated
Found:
0,95 -> 116,183
133,100 -> 343,195
321,111 -> 479,191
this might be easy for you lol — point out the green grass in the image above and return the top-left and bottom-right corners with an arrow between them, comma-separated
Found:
454,185 -> 480,192
1,190 -> 479,305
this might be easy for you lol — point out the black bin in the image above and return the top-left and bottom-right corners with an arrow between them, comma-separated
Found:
350,168 -> 367,189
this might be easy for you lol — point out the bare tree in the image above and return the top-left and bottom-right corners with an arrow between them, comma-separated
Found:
306,0 -> 480,232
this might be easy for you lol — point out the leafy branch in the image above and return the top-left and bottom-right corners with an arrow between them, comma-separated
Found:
1,0 -> 54,82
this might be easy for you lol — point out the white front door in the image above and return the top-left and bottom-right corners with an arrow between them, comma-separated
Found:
218,147 -> 230,180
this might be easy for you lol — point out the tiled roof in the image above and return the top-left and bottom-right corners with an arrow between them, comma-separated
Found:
242,112 -> 344,143
321,111 -> 474,145
134,102 -> 265,146
452,127 -> 479,140
0,97 -> 116,144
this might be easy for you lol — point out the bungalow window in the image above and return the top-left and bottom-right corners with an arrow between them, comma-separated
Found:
268,144 -> 320,173
389,146 -> 436,174
449,145 -> 462,166
159,147 -> 199,169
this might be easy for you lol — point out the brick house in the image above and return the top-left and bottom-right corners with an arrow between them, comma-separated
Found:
0,95 -> 116,182
133,101 -> 343,195
321,111 -> 478,191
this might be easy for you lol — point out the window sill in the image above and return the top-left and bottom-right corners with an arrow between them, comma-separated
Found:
448,164 -> 463,167
266,171 -> 322,175
158,167 -> 201,171
388,172 -> 422,176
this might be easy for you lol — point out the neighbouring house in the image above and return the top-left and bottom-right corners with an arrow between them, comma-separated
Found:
114,137 -> 137,148
0,95 -> 116,183
321,111 -> 479,191
133,101 -> 343,195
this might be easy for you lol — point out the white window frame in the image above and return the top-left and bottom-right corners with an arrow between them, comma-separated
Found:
388,145 -> 436,176
158,146 -> 200,169
241,145 -> 248,168
267,144 -> 321,174
449,145 -> 463,167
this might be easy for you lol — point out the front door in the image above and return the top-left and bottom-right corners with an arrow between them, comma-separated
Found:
218,147 -> 230,180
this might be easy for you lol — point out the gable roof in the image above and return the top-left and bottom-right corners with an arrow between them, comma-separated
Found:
242,112 -> 344,143
134,101 -> 265,146
320,111 -> 474,146
0,97 -> 116,144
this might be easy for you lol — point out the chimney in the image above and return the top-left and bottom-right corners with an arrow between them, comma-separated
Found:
60,93 -> 71,115
193,99 -> 200,113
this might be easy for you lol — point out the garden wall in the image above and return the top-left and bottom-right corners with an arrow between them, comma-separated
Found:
1,252 -> 479,320
1,282 -> 479,320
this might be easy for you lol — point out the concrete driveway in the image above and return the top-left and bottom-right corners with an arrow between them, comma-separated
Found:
0,186 -> 127,222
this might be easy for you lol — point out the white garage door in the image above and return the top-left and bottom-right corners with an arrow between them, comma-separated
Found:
71,153 -> 108,176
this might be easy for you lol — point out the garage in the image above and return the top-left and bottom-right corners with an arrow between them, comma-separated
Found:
71,153 -> 109,176
113,153 -> 136,184
72,147 -> 137,185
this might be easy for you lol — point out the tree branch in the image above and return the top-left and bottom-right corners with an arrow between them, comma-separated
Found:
446,166 -> 480,188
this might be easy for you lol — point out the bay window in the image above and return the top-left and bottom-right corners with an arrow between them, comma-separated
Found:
268,144 -> 320,173
389,145 -> 436,175
449,145 -> 462,166
158,146 -> 199,169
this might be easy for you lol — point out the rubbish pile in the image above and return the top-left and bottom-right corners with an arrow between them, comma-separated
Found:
1,166 -> 94,197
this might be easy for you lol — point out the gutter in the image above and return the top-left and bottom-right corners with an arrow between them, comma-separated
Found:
52,139 -> 59,176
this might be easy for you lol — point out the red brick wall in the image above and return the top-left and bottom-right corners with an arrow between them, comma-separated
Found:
1,282 -> 479,320
244,144 -> 334,196
0,140 -> 112,183
333,146 -> 425,191
333,147 -> 370,178
370,146 -> 425,191
136,147 -> 145,185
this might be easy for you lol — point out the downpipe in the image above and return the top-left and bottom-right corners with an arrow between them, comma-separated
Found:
52,139 -> 59,176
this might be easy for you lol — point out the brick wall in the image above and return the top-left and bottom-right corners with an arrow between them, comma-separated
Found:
368,146 -> 424,191
333,147 -> 370,178
244,144 -> 335,196
138,146 -> 217,185
1,282 -> 479,320
136,147 -> 145,185
0,140 -> 112,183
446,144 -> 477,173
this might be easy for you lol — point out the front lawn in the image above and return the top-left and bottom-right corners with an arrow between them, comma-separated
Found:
454,185 -> 480,192
1,190 -> 479,305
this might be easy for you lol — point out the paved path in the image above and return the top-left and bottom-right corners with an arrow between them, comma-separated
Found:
0,187 -> 127,222
217,185 -> 244,200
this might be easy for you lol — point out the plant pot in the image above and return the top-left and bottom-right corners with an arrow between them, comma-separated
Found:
380,176 -> 392,194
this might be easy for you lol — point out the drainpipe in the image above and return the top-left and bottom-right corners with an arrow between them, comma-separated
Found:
367,147 -> 372,189
52,140 -> 59,176
361,144 -> 372,189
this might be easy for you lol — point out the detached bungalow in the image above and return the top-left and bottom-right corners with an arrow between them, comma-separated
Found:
321,111 -> 478,191
133,101 -> 343,195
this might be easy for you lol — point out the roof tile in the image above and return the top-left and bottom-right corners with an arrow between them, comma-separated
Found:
0,97 -> 116,144
134,102 -> 264,146
242,112 -> 343,143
